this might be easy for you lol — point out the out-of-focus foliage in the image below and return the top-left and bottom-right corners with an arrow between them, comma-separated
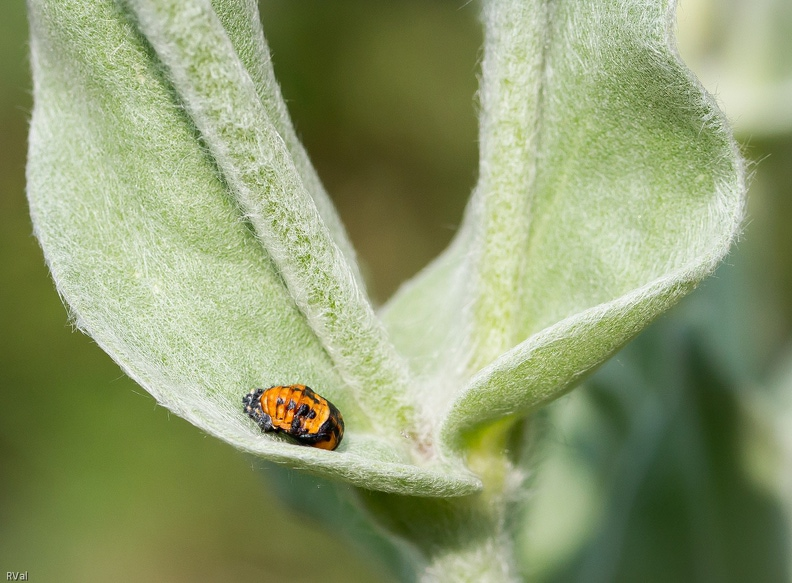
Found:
677,0 -> 792,138
519,256 -> 792,582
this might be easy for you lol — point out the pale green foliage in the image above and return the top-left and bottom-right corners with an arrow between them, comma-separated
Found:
27,0 -> 742,511
752,343 -> 792,576
27,0 -> 475,496
385,0 -> 744,452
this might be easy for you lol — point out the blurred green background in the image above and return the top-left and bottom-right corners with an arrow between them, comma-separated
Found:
3,1 -> 792,582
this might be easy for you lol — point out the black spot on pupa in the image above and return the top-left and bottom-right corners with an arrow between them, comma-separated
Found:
291,416 -> 303,433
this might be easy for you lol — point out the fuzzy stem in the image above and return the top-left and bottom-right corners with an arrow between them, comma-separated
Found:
360,490 -> 521,583
359,422 -> 531,582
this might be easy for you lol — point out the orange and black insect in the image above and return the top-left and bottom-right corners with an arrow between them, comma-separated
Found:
242,385 -> 344,451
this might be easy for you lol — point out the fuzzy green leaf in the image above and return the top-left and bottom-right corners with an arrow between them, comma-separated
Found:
26,0 -> 477,495
125,0 -> 415,429
382,0 -> 744,451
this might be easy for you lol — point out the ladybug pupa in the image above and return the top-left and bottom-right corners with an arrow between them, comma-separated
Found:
243,385 -> 344,451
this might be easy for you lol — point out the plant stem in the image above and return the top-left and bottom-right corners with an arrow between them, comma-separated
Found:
359,489 -> 521,583
358,422 -> 532,582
